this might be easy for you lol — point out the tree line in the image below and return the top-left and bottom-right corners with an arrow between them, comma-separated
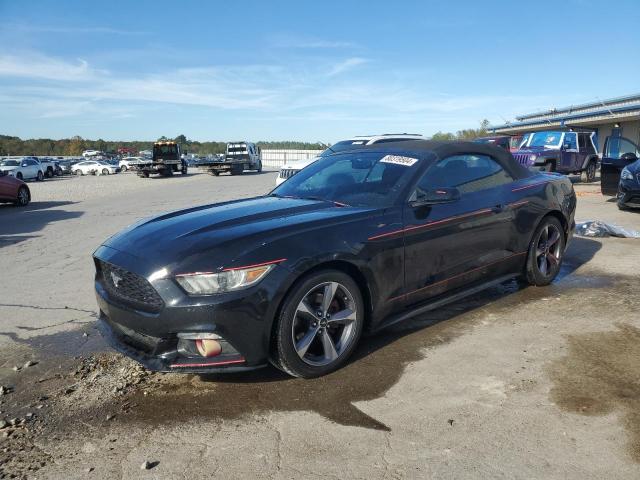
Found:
0,121 -> 490,157
0,134 -> 330,157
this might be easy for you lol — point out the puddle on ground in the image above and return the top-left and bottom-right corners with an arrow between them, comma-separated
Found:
548,324 -> 640,462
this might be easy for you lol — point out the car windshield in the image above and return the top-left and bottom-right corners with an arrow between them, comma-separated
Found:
320,139 -> 371,157
271,151 -> 421,207
0,160 -> 20,166
527,131 -> 563,148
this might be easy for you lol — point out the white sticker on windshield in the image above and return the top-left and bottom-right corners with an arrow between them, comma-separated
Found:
380,155 -> 419,167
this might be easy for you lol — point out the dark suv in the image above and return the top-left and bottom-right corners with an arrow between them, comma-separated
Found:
512,130 -> 599,182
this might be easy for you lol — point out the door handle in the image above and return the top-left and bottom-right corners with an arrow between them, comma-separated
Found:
492,204 -> 505,213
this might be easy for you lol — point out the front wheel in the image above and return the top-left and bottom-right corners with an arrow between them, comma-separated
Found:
36,171 -> 44,181
230,166 -> 243,176
181,164 -> 188,174
102,168 -> 110,175
581,160 -> 597,183
257,160 -> 263,173
524,216 -> 565,286
271,270 -> 364,378
16,172 -> 23,181
75,169 -> 83,176
15,186 -> 30,206
120,165 -> 127,172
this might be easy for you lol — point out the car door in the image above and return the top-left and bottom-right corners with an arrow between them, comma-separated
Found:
601,136 -> 640,195
401,153 -> 516,306
561,132 -> 578,170
23,159 -> 37,179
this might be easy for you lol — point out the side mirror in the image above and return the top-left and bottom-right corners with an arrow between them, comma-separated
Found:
21,163 -> 28,167
620,152 -> 638,163
410,187 -> 461,207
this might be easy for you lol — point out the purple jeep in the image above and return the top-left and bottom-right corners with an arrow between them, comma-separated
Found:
512,130 -> 599,182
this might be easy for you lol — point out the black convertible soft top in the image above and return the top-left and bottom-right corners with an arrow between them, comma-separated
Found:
357,139 -> 533,180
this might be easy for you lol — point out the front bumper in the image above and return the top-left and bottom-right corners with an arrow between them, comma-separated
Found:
617,181 -> 640,208
93,246 -> 290,373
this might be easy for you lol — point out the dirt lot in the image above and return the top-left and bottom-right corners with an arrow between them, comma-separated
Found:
0,170 -> 639,479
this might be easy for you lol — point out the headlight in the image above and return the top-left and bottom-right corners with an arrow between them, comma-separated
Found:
530,154 -> 537,162
175,264 -> 275,295
621,168 -> 634,181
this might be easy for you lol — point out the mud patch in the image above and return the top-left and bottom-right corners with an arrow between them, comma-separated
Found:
548,323 -> 640,462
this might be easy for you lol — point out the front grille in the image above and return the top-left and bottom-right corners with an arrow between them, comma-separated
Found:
279,168 -> 300,179
97,260 -> 164,313
513,154 -> 531,166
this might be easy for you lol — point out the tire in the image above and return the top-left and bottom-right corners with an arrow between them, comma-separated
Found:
142,171 -> 150,178
230,166 -> 243,176
75,169 -> 83,176
257,160 -> 263,173
16,172 -> 23,181
524,216 -> 565,286
181,164 -> 188,174
36,171 -> 44,181
271,269 -> 364,378
120,165 -> 127,172
581,160 -> 597,183
45,168 -> 53,178
102,168 -> 109,175
541,162 -> 556,173
164,168 -> 173,177
15,186 -> 30,207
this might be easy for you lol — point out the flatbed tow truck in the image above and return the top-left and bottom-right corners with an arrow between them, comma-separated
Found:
198,141 -> 262,176
138,141 -> 188,178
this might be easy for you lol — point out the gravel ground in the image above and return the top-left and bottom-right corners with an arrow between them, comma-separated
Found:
0,171 -> 639,479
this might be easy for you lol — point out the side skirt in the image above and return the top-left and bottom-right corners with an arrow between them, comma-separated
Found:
371,274 -> 517,333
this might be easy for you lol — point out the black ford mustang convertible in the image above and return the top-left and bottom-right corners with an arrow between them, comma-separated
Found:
94,140 -> 576,378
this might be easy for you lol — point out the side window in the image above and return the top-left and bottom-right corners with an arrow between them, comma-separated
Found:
564,133 -> 577,150
27,159 -> 37,166
416,154 -> 514,195
605,137 -> 640,159
578,133 -> 587,150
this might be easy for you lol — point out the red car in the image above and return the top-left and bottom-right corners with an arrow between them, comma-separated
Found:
0,171 -> 30,206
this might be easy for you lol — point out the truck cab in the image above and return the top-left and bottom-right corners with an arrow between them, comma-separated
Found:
511,130 -> 599,182
225,142 -> 262,174
138,141 -> 188,178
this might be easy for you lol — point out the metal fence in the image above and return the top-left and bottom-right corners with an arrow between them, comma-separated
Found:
261,149 -> 323,168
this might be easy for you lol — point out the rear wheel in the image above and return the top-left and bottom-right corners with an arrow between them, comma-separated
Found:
120,164 -> 127,172
45,168 -> 53,178
272,270 -> 364,378
102,168 -> 109,175
16,172 -> 23,181
36,171 -> 44,181
15,186 -> 30,206
230,165 -> 243,175
524,216 -> 565,286
75,169 -> 83,176
581,160 -> 597,183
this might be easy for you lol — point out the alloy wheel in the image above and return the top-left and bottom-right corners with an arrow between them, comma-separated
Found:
17,187 -> 29,206
291,281 -> 358,366
535,224 -> 562,277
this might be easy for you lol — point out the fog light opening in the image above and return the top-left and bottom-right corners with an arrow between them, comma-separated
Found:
195,339 -> 222,358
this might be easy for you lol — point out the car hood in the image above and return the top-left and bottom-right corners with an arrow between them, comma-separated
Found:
281,158 -> 319,170
101,196 -> 373,274
513,146 -> 558,155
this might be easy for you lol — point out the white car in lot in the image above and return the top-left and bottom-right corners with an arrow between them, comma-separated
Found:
118,157 -> 145,172
275,134 -> 424,185
72,161 -> 119,176
0,157 -> 45,181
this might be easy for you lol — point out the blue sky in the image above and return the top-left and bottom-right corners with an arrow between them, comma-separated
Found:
1,0 -> 639,142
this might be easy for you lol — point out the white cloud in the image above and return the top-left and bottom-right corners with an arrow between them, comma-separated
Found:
326,57 -> 369,77
0,54 -> 101,81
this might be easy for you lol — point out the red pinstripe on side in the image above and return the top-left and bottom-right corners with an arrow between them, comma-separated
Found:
389,251 -> 527,302
169,358 -> 246,368
222,258 -> 287,271
512,181 -> 550,192
367,208 -> 493,241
